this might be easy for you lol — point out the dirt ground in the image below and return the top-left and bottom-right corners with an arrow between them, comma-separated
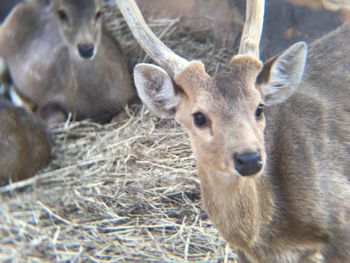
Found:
0,1 -> 349,262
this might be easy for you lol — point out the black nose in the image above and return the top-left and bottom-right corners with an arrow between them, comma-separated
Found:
77,44 -> 95,59
234,151 -> 263,176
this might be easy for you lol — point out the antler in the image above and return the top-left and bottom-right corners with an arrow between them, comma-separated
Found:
238,0 -> 265,59
116,0 -> 265,71
115,0 -> 189,77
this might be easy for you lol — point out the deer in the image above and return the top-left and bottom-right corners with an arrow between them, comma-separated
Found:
113,0 -> 350,262
0,98 -> 51,186
0,0 -> 133,125
128,0 -> 242,49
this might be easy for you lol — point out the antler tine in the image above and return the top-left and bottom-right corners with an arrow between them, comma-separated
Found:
238,0 -> 265,59
115,0 -> 189,77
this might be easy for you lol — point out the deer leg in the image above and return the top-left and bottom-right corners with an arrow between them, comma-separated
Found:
111,110 -> 130,123
39,102 -> 67,125
0,58 -> 36,112
8,87 -> 36,111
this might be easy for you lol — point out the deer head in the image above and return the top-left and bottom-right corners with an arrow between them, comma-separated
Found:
50,0 -> 103,60
117,0 -> 307,178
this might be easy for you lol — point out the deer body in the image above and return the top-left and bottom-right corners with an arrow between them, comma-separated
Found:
173,29 -> 350,262
0,0 -> 133,124
0,99 -> 51,186
113,0 -> 350,261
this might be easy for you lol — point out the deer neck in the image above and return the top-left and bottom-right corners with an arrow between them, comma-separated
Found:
197,164 -> 274,248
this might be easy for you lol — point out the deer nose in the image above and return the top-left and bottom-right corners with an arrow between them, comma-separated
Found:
77,43 -> 95,59
234,151 -> 263,176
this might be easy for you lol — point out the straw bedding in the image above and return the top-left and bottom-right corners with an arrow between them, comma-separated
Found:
0,106 -> 237,262
0,6 -> 239,262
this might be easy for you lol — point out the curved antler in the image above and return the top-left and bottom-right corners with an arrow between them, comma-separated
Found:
115,0 -> 189,77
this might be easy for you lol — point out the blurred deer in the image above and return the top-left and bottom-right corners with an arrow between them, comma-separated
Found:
0,0 -> 133,124
114,0 -> 350,262
136,0 -> 242,48
0,99 -> 51,186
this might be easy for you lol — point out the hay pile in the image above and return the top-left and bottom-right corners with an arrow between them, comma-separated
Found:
0,7 -> 239,262
0,105 -> 237,262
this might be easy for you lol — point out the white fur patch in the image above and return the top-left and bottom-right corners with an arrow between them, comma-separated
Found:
155,77 -> 180,110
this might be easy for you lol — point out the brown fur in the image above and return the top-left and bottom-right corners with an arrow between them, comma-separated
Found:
0,0 -> 133,124
134,23 -> 350,262
0,99 -> 51,186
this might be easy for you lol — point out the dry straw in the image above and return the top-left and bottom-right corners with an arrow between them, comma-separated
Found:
0,5 -> 239,262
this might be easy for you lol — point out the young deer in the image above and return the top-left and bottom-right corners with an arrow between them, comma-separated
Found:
0,99 -> 51,186
0,0 -> 133,124
115,0 -> 350,262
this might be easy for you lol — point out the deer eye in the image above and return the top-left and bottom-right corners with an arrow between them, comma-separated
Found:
255,104 -> 265,119
57,10 -> 69,23
95,10 -> 102,20
193,112 -> 207,127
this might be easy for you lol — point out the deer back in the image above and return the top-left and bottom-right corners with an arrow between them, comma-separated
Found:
264,23 -> 350,181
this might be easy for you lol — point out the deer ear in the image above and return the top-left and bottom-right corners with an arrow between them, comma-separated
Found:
134,63 -> 180,118
258,42 -> 307,106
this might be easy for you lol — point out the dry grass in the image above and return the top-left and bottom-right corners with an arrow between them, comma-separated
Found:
0,6 -> 240,262
0,105 -> 237,262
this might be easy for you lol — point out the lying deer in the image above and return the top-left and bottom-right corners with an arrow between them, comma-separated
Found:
114,0 -> 350,261
0,99 -> 51,186
0,0 -> 133,124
